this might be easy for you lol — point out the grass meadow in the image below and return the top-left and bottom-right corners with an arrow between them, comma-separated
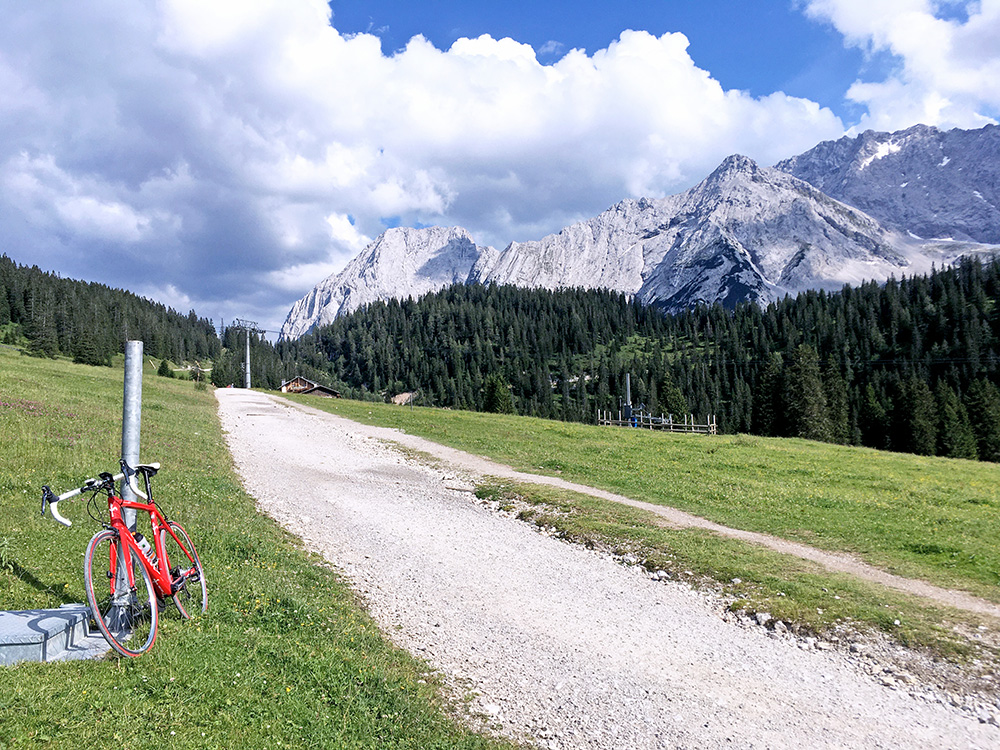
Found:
4,345 -> 999,750
0,349 -> 514,750
290,394 -> 1000,659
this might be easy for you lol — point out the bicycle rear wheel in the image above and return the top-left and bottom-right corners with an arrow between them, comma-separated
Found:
160,521 -> 207,618
84,529 -> 159,657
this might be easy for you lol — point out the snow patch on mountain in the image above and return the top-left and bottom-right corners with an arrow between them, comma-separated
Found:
859,140 -> 901,170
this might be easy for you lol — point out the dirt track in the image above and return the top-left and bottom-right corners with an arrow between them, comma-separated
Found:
217,389 -> 1000,749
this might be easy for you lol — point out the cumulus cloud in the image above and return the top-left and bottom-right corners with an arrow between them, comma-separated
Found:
805,0 -> 1000,130
0,0 -> 857,332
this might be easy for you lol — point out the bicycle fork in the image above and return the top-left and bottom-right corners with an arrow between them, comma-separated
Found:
105,537 -> 140,635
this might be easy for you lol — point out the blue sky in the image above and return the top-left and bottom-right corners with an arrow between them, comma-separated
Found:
0,0 -> 997,335
330,0 -> 875,121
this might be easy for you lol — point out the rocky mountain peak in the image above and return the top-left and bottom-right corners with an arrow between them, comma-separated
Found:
776,123 -> 1000,243
700,154 -> 767,188
281,125 -> 999,340
278,226 -> 495,340
713,153 -> 760,174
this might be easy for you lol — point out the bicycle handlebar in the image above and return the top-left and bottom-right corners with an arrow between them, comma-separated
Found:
41,462 -> 158,527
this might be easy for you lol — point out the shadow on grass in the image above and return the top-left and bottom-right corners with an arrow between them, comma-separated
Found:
5,560 -> 78,607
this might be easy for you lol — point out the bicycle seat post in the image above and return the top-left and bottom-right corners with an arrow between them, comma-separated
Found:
142,468 -> 154,504
119,461 -> 139,534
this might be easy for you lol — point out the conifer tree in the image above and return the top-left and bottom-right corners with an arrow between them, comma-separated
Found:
753,353 -> 783,436
893,376 -> 936,455
483,373 -> 514,414
264,258 -> 1000,457
966,379 -> 1000,462
934,382 -> 978,459
859,382 -> 889,449
72,327 -> 111,366
658,366 -> 688,419
823,361 -> 850,444
785,345 -> 829,441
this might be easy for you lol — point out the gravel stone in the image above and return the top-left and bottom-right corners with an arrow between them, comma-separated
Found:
217,390 -> 1000,749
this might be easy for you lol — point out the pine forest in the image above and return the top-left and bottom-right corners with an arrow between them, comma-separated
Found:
4,252 -> 1000,462
275,257 -> 1000,461
0,254 -> 220,366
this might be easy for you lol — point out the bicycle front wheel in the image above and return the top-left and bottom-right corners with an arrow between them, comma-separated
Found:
84,529 -> 159,657
160,521 -> 207,618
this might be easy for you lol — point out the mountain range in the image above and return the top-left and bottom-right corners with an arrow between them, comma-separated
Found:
775,123 -> 1000,244
280,124 -> 1000,341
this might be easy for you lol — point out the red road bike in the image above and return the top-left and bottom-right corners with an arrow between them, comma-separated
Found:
42,460 -> 207,657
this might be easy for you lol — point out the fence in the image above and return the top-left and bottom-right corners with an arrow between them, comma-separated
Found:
597,410 -> 717,435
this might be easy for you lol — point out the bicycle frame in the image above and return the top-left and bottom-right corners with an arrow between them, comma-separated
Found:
106,491 -> 197,600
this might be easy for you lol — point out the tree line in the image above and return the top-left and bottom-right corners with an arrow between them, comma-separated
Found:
273,284 -> 689,420
6,248 -> 1000,461
272,257 -> 1000,461
0,254 -> 221,365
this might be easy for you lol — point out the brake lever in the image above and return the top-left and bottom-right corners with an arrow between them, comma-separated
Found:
41,486 -> 55,516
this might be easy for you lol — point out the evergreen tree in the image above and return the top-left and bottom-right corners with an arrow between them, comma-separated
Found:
73,329 -> 111,367
262,257 -> 1000,460
934,382 -> 978,459
823,361 -> 850,444
25,287 -> 59,358
559,359 -> 572,421
26,320 -> 58,358
753,353 -> 783,436
210,349 -> 240,388
483,374 -> 515,414
966,379 -> 1000,462
859,383 -> 889,449
785,345 -> 829,441
1,254 -> 222,366
893,376 -> 936,455
658,366 -> 688,418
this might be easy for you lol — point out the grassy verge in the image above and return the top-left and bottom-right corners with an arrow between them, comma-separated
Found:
286,396 -> 1000,657
476,479 -> 995,661
0,350 -> 515,750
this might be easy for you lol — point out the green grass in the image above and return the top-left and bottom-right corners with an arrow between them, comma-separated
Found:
0,349 -> 515,750
287,396 -> 1000,657
477,479 -> 993,659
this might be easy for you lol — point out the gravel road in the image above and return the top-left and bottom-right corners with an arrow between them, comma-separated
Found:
216,389 -> 999,749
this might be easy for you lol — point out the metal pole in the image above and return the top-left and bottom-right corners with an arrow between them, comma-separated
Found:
121,341 -> 143,533
233,318 -> 261,390
244,328 -> 251,389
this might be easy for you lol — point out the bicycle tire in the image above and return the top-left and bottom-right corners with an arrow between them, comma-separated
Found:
160,521 -> 207,619
84,529 -> 159,657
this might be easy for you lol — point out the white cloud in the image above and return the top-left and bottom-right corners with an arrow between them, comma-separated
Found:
537,40 -> 566,58
1,152 -> 180,244
805,0 -> 1000,130
55,196 -> 151,243
326,213 -> 371,252
139,283 -> 196,313
0,0 -> 857,332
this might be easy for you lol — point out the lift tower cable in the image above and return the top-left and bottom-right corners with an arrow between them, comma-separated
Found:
231,318 -> 264,389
